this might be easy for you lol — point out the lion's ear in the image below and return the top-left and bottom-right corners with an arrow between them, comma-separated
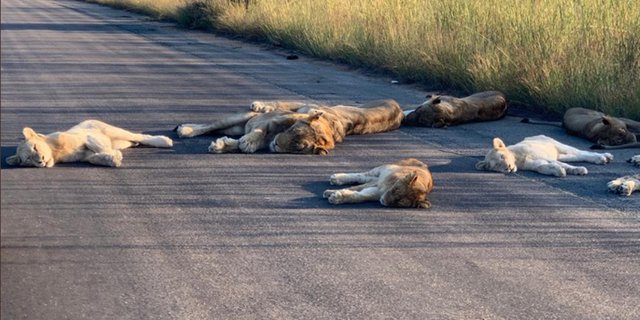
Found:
431,96 -> 441,105
475,160 -> 488,171
22,127 -> 39,140
313,146 -> 329,155
6,155 -> 20,166
492,137 -> 506,150
602,117 -> 612,126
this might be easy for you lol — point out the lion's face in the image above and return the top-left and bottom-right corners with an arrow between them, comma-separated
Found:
402,96 -> 449,128
597,117 -> 637,146
380,173 -> 431,208
6,128 -> 54,168
270,111 -> 333,155
475,138 -> 517,173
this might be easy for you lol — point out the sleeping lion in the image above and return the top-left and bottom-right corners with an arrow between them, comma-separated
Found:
175,99 -> 404,155
5,120 -> 173,168
476,135 -> 613,176
402,91 -> 507,128
323,158 -> 434,208
522,107 -> 640,149
607,155 -> 640,196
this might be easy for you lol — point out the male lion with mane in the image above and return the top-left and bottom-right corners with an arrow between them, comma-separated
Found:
5,120 -> 173,168
403,91 -> 507,128
476,135 -> 613,176
175,99 -> 404,155
323,158 -> 434,208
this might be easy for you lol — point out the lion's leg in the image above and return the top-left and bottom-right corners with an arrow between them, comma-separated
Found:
208,137 -> 240,153
251,101 -> 317,113
554,161 -> 588,175
523,159 -> 566,177
238,129 -> 267,153
553,141 -> 613,164
325,184 -> 382,205
329,171 -> 381,186
86,151 -> 123,167
176,112 -> 256,138
608,174 -> 640,196
91,122 -> 172,149
324,181 -> 378,198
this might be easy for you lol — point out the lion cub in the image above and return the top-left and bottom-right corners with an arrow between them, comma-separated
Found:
5,120 -> 173,168
476,135 -> 613,176
607,155 -> 640,196
323,158 -> 434,208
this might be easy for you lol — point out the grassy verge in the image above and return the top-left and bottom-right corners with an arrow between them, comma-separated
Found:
90,0 -> 640,119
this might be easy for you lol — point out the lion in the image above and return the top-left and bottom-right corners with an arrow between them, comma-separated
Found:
323,158 -> 434,208
475,135 -> 613,176
5,120 -> 173,168
607,155 -> 640,196
521,107 -> 640,149
402,91 -> 507,128
175,99 -> 404,155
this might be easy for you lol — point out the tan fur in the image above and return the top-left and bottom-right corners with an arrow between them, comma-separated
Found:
323,158 -> 434,208
403,91 -> 507,128
608,155 -> 640,196
563,107 -> 639,147
5,120 -> 173,168
476,135 -> 613,177
175,100 -> 404,155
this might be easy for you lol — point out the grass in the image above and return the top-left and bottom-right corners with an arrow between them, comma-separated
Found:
90,0 -> 640,119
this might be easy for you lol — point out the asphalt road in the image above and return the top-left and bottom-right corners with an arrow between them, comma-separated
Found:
1,1 -> 639,319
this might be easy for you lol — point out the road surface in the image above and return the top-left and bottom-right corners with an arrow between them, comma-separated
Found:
2,0 -> 639,319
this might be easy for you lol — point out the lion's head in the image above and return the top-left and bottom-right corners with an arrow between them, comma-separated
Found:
6,127 -> 55,168
402,95 -> 450,128
269,110 -> 335,155
595,116 -> 637,146
380,172 -> 432,208
475,137 -> 517,173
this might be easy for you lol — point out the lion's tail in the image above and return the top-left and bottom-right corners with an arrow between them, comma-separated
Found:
174,112 -> 257,138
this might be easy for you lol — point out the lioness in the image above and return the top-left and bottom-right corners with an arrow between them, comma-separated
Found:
402,91 -> 507,128
522,107 -> 640,148
5,120 -> 173,168
176,99 -> 404,155
476,135 -> 613,176
607,155 -> 640,196
323,158 -> 434,208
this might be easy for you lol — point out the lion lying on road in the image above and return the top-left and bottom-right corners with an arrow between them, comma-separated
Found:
176,99 -> 404,155
476,135 -> 613,176
323,158 -> 434,208
402,91 -> 507,128
522,107 -> 640,149
607,155 -> 640,196
5,120 -> 173,168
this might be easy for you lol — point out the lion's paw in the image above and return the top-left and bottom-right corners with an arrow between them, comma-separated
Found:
567,166 -> 588,175
239,134 -> 263,153
323,189 -> 337,198
176,124 -> 195,138
250,101 -> 275,113
608,177 -> 636,196
628,155 -> 640,167
209,137 -> 238,153
596,153 -> 614,164
328,191 -> 346,204
110,150 -> 123,167
329,174 -> 347,185
158,136 -> 173,147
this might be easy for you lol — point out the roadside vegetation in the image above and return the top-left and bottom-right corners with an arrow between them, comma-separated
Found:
91,0 -> 640,119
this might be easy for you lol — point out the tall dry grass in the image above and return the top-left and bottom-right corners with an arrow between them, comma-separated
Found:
92,0 -> 640,118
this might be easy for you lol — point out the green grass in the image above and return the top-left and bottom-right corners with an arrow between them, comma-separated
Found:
91,0 -> 640,119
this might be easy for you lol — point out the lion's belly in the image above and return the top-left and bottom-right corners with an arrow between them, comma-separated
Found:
514,142 -> 560,161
